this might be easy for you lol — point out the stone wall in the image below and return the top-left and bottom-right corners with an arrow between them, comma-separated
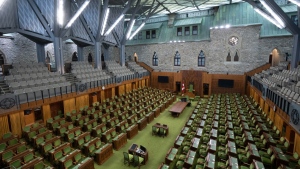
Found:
125,25 -> 293,73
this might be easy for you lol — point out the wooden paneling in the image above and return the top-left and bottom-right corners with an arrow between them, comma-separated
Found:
111,88 -> 115,98
64,98 -> 76,114
118,85 -> 125,95
269,108 -> 275,121
100,91 -> 105,103
151,71 -> 181,92
24,110 -> 35,125
76,95 -> 89,110
125,84 -> 131,93
210,74 -> 246,95
50,102 -> 63,117
263,103 -> 269,115
42,105 -> 51,125
0,116 -> 10,139
259,97 -> 264,109
182,70 -> 203,96
274,113 -> 284,132
294,134 -> 300,154
9,112 -> 22,137
105,88 -> 112,99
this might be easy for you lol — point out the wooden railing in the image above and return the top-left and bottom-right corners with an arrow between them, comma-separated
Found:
245,63 -> 271,76
137,62 -> 154,72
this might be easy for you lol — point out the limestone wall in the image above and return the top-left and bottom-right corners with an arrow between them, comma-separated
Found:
125,25 -> 293,73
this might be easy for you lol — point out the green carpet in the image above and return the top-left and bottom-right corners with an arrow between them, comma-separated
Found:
94,99 -> 196,169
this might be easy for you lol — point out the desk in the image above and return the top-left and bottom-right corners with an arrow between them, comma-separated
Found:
247,143 -> 258,151
196,128 -> 203,138
204,153 -> 215,169
199,120 -> 206,128
169,102 -> 188,117
252,160 -> 265,169
94,143 -> 113,165
249,149 -> 261,162
72,157 -> 94,169
180,127 -> 190,136
270,146 -> 289,166
257,123 -> 269,134
244,131 -> 255,144
228,156 -> 239,169
208,139 -> 217,154
262,132 -> 277,147
227,130 -> 235,141
138,117 -> 148,131
210,129 -> 218,139
112,133 -> 127,150
191,138 -> 200,151
212,121 -> 218,129
165,148 -> 178,165
174,136 -> 184,148
154,123 -> 169,136
227,141 -> 237,157
128,144 -> 148,164
184,150 -> 196,168
227,115 -> 232,121
227,121 -> 233,129
126,124 -> 138,139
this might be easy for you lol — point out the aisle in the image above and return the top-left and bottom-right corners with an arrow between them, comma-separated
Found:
94,99 -> 196,169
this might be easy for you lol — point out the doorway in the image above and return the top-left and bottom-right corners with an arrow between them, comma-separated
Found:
203,83 -> 209,95
289,129 -> 296,153
176,82 -> 181,93
270,48 -> 280,66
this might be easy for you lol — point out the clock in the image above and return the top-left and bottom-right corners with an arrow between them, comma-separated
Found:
228,36 -> 239,46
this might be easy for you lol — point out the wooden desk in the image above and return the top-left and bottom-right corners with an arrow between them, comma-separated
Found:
165,148 -> 178,165
169,102 -> 188,117
196,128 -> 203,138
252,160 -> 265,169
244,131 -> 255,144
112,133 -> 127,150
204,153 -> 215,169
191,138 -> 200,151
227,121 -> 233,129
199,120 -> 206,128
270,146 -> 289,166
146,111 -> 155,123
16,157 -> 43,169
153,123 -> 169,136
180,127 -> 190,136
257,123 -> 269,134
227,141 -> 237,157
174,135 -> 184,148
138,117 -> 148,131
241,122 -> 250,131
249,149 -> 261,162
126,124 -> 138,139
262,132 -> 277,147
208,139 -> 217,154
72,157 -> 94,169
184,150 -> 196,169
227,130 -> 235,141
228,156 -> 239,169
94,143 -> 113,165
128,144 -> 148,164
210,129 -> 218,139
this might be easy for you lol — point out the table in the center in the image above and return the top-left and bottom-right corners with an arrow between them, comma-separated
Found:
169,101 -> 189,117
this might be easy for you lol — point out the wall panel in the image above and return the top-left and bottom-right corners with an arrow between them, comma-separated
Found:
42,105 -> 51,125
210,74 -> 246,95
76,95 -> 89,111
0,116 -> 10,139
64,98 -> 76,114
118,85 -> 125,95
125,84 -> 131,93
295,134 -> 300,154
9,112 -> 22,137
274,113 -> 283,132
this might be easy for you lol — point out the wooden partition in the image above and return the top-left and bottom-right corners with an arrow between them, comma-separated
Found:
42,105 -> 51,125
9,112 -> 24,137
64,98 -> 76,114
75,95 -> 89,110
125,83 -> 131,93
24,110 -> 35,125
274,113 -> 284,132
118,85 -> 125,95
0,116 -> 11,139
151,71 -> 182,92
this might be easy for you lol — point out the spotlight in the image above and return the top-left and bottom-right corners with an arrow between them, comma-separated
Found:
215,26 -> 219,29
225,24 -> 230,28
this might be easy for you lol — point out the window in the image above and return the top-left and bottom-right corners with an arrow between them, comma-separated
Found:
198,50 -> 205,67
234,50 -> 239,61
185,26 -> 190,36
133,35 -> 137,40
152,30 -> 156,38
138,32 -> 142,39
177,27 -> 182,36
291,15 -> 298,26
192,26 -> 198,35
153,52 -> 158,66
226,51 -> 231,61
146,31 -> 150,39
174,51 -> 181,66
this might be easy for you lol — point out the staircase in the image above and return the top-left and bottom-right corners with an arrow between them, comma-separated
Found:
0,78 -> 11,95
62,73 -> 79,84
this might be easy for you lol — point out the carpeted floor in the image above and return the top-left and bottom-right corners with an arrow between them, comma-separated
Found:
94,99 -> 196,169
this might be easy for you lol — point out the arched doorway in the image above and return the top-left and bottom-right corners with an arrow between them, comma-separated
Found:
270,48 -> 281,66
0,51 -> 7,75
133,52 -> 138,62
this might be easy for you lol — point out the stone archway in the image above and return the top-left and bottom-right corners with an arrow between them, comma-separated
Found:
133,52 -> 138,62
270,48 -> 281,66
0,50 -> 7,75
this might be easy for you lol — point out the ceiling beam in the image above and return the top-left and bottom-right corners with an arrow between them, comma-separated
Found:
79,15 -> 95,43
27,0 -> 54,39
18,29 -> 52,43
96,0 -> 108,41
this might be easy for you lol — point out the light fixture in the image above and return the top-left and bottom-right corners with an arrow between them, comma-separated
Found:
65,0 -> 90,29
210,27 -> 213,29
178,40 -> 181,42
174,40 -> 177,42
289,0 -> 300,6
220,25 -> 224,28
126,19 -> 135,39
0,0 -> 5,8
57,0 -> 64,26
104,14 -> 124,36
254,8 -> 284,29
260,0 -> 285,28
129,22 -> 145,40
101,8 -> 110,35
225,24 -> 230,28
215,26 -> 219,29
170,41 -> 172,43
182,41 -> 185,42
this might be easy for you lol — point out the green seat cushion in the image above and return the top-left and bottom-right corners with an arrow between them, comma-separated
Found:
197,158 -> 205,165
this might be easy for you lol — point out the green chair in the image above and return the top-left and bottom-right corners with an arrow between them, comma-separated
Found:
74,153 -> 84,164
175,160 -> 184,169
123,152 -> 133,166
85,135 -> 91,142
63,146 -> 71,156
75,130 -> 81,137
261,154 -> 275,168
34,161 -> 47,169
95,140 -> 102,149
88,144 -> 96,156
64,159 -> 74,169
24,153 -> 34,163
17,145 -> 27,153
2,132 -> 12,139
259,147 -> 273,158
3,150 -> 13,162
38,127 -> 46,134
53,151 -> 63,164
67,133 -> 75,143
111,131 -> 117,138
10,159 -> 22,168
217,160 -> 228,168
238,152 -> 250,164
277,141 -> 289,153
133,154 -> 144,168
77,138 -> 85,149
277,137 -> 285,145
0,143 -> 7,152
53,139 -> 61,148
43,144 -> 52,157
8,138 -> 18,146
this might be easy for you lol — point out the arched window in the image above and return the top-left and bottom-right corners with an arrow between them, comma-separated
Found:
0,54 -> 4,66
153,52 -> 158,66
88,53 -> 93,62
198,50 -> 205,67
226,51 -> 231,61
174,51 -> 181,66
234,50 -> 239,61
72,52 -> 78,61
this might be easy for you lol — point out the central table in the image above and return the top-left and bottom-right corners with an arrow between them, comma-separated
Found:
128,144 -> 149,164
169,101 -> 188,117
